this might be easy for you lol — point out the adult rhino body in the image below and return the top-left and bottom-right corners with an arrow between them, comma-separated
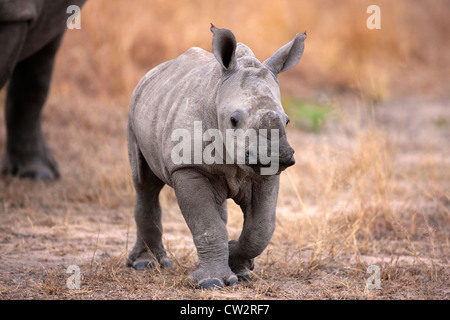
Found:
127,25 -> 306,289
0,0 -> 86,180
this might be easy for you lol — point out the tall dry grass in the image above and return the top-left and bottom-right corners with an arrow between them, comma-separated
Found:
55,0 -> 450,104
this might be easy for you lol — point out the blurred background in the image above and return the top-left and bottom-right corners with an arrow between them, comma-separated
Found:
55,0 -> 450,104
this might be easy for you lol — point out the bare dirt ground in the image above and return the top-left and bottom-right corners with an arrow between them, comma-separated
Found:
0,93 -> 448,300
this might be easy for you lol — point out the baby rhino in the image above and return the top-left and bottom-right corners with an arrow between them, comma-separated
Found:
127,25 -> 306,289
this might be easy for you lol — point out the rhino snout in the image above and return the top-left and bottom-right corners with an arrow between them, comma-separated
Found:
279,147 -> 295,168
281,154 -> 296,167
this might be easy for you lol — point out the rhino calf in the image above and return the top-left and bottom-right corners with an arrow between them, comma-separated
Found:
127,25 -> 306,289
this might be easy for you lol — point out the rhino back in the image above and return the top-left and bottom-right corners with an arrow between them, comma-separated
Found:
130,47 -> 222,186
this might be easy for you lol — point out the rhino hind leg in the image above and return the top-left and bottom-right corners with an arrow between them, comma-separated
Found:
126,184 -> 171,270
1,33 -> 64,181
127,129 -> 170,270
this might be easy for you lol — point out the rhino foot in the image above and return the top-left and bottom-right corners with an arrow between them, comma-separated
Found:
1,152 -> 59,181
127,251 -> 171,270
231,264 -> 253,281
228,240 -> 255,281
132,260 -> 157,270
186,265 -> 238,289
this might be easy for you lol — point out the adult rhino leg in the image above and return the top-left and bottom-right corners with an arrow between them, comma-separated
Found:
1,33 -> 64,180
172,169 -> 237,289
127,127 -> 170,270
0,23 -> 27,89
229,176 -> 280,281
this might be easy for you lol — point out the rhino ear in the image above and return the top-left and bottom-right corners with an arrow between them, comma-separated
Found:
264,32 -> 306,74
210,24 -> 238,72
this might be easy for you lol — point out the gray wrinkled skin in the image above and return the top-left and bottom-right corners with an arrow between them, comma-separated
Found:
127,25 -> 306,289
0,0 -> 86,180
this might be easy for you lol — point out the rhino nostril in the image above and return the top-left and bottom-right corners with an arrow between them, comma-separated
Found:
280,154 -> 295,167
288,155 -> 296,166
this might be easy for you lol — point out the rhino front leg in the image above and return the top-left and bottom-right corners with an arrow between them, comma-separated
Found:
173,170 -> 237,289
229,176 -> 280,281
219,200 -> 228,224
1,33 -> 64,180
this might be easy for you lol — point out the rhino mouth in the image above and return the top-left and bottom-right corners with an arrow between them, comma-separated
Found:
246,154 -> 295,175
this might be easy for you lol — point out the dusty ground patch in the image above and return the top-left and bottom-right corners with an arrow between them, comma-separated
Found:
0,93 -> 448,299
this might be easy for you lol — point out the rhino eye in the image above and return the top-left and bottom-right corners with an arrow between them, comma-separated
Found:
230,116 -> 238,127
286,118 -> 290,126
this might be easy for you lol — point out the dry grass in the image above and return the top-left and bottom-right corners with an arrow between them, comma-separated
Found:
54,0 -> 450,104
0,96 -> 448,299
0,1 -> 449,300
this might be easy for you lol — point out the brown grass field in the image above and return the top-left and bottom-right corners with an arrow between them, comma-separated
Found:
0,0 -> 449,300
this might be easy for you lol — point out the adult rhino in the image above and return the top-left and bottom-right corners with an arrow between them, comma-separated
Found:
0,0 -> 86,180
127,25 -> 306,289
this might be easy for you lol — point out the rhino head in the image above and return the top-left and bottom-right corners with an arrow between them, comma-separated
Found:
210,24 -> 306,175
